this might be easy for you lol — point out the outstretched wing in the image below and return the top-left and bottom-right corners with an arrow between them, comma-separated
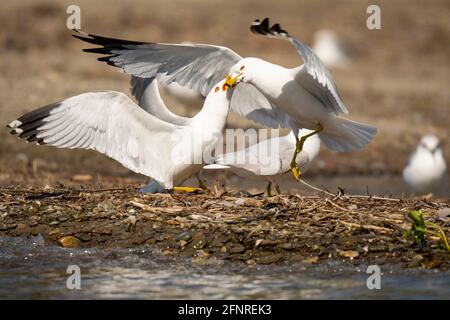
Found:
251,18 -> 348,116
230,83 -> 293,129
73,31 -> 242,97
7,91 -> 182,185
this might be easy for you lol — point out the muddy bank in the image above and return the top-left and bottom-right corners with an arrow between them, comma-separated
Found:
0,186 -> 449,270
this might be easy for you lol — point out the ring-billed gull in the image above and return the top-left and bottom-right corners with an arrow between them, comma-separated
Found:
204,129 -> 320,196
7,78 -> 235,193
403,135 -> 448,195
225,18 -> 377,180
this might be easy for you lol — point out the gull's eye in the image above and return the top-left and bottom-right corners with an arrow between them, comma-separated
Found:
240,65 -> 245,71
215,86 -> 219,92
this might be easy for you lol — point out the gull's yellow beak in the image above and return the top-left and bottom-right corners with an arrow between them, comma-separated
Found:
224,74 -> 239,89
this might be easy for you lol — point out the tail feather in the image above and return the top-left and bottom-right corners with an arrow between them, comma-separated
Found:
319,118 -> 377,152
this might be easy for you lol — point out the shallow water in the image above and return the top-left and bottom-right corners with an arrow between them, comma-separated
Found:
1,235 -> 449,299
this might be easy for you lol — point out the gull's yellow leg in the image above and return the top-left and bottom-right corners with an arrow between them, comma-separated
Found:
290,123 -> 324,181
173,186 -> 203,193
290,135 -> 302,181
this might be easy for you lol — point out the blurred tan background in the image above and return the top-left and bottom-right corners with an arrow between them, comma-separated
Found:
0,0 -> 449,192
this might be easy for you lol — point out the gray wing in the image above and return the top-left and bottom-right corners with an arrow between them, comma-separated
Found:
7,91 -> 182,185
130,76 -> 191,126
73,31 -> 241,97
74,31 -> 291,129
250,18 -> 348,116
230,83 -> 293,129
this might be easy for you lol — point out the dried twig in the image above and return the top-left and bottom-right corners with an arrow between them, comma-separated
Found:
341,195 -> 401,202
339,220 -> 393,233
130,200 -> 183,214
298,179 -> 336,197
326,199 -> 348,212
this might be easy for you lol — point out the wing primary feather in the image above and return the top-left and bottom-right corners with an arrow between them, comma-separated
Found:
250,18 -> 349,116
72,32 -> 147,47
250,18 -> 289,38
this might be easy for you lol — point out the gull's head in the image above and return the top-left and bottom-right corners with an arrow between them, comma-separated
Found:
209,78 -> 235,100
418,135 -> 441,155
224,58 -> 261,88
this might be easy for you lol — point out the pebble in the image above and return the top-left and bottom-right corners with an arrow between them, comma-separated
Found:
339,250 -> 360,259
256,254 -> 283,264
229,245 -> 246,254
303,256 -> 319,264
58,236 -> 80,248
179,240 -> 188,247
72,174 -> 93,182
408,254 -> 424,268
123,215 -> 137,225
176,231 -> 192,242
246,259 -> 256,266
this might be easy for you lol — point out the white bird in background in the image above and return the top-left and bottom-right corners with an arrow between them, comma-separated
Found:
403,135 -> 448,195
73,18 -> 376,183
203,129 -> 320,196
312,29 -> 351,69
7,78 -> 235,193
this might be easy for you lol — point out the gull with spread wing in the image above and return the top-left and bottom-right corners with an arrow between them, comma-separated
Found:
224,18 -> 376,180
7,78 -> 235,193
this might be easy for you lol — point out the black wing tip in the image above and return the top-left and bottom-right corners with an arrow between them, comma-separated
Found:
71,30 -> 93,42
250,17 -> 289,37
8,102 -> 61,144
73,30 -> 147,48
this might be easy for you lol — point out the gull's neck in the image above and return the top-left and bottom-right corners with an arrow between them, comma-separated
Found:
246,60 -> 292,98
191,82 -> 232,130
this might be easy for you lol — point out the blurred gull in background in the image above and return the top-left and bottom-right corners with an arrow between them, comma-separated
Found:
403,135 -> 448,195
312,29 -> 351,69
